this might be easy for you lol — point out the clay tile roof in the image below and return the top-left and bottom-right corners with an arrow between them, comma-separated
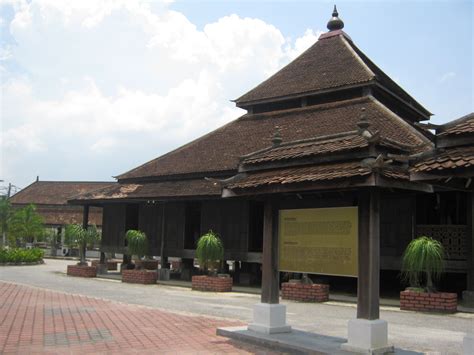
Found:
70,179 -> 221,202
242,133 -> 367,165
412,146 -> 474,173
228,162 -> 409,191
117,96 -> 431,181
9,181 -> 115,205
235,33 -> 430,116
36,206 -> 103,225
438,113 -> 474,137
227,162 -> 372,189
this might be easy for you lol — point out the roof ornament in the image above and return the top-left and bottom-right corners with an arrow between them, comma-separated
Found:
272,127 -> 283,147
327,5 -> 344,31
357,108 -> 379,142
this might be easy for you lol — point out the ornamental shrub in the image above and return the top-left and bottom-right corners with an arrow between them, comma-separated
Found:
0,247 -> 44,263
401,236 -> 445,292
196,230 -> 224,275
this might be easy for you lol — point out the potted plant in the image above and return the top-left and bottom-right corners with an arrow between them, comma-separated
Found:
192,231 -> 232,292
400,236 -> 457,313
121,230 -> 157,284
65,224 -> 100,277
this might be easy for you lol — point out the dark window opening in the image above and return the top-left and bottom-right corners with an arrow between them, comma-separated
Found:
184,202 -> 201,249
416,192 -> 467,225
248,201 -> 264,252
124,204 -> 139,246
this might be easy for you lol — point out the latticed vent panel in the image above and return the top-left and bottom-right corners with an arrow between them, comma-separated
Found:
415,225 -> 468,260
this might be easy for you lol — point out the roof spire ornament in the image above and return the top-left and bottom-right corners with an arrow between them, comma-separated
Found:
272,127 -> 283,147
327,5 -> 344,31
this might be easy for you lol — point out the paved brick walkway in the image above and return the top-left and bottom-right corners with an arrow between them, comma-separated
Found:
0,282 -> 274,354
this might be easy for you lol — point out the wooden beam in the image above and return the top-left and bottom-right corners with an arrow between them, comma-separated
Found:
357,188 -> 380,320
261,200 -> 280,304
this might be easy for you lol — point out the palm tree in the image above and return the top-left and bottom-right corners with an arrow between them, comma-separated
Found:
401,236 -> 445,292
65,224 -> 100,265
195,230 -> 224,276
8,204 -> 44,246
125,230 -> 147,270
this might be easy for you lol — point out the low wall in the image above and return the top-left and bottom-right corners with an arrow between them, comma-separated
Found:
136,260 -> 159,270
122,269 -> 157,284
91,260 -> 118,271
192,275 -> 232,292
67,265 -> 97,278
400,290 -> 457,313
281,282 -> 329,302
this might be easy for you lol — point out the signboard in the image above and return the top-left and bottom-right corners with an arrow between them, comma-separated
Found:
279,207 -> 358,277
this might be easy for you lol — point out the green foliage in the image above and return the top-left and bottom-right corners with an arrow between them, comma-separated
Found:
8,204 -> 44,245
125,230 -> 148,263
196,230 -> 224,274
64,224 -> 101,264
0,198 -> 12,245
401,236 -> 445,292
0,247 -> 44,263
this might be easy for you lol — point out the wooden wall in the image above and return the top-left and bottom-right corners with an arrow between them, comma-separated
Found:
101,204 -> 126,253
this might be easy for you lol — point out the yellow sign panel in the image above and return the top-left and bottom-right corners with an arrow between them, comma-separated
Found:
279,207 -> 358,277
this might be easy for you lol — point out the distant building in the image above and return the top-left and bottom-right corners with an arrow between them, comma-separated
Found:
9,180 -> 114,234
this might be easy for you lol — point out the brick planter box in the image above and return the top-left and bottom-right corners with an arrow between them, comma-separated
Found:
91,260 -> 118,271
136,260 -> 159,270
67,264 -> 97,278
281,282 -> 329,302
192,275 -> 232,292
400,290 -> 457,313
122,269 -> 157,284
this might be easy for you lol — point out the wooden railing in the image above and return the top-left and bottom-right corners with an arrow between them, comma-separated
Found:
415,225 -> 468,261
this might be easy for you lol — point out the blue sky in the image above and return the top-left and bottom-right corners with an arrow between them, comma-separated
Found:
0,0 -> 472,190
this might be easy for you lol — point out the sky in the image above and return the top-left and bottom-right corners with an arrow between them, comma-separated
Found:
0,0 -> 472,191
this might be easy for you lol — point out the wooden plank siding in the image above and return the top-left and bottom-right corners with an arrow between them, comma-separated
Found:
101,204 -> 126,253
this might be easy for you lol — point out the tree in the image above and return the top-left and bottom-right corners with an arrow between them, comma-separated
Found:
0,197 -> 12,246
195,230 -> 224,275
125,230 -> 147,269
65,224 -> 100,265
9,204 -> 44,246
401,236 -> 445,292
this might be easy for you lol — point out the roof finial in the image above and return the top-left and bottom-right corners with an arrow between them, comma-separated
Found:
327,5 -> 344,31
272,127 -> 282,147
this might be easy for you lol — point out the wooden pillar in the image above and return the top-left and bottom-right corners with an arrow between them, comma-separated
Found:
467,192 -> 474,290
261,200 -> 279,304
82,205 -> 89,229
160,202 -> 167,268
82,205 -> 89,263
357,188 -> 380,320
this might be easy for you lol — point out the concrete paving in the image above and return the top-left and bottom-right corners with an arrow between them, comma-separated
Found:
0,259 -> 471,354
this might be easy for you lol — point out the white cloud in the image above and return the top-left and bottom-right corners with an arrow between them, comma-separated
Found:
439,71 -> 456,83
1,0 -> 322,186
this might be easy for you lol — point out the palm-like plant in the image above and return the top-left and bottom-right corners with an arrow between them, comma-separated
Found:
196,230 -> 224,275
401,236 -> 445,292
65,224 -> 100,265
9,204 -> 44,246
125,230 -> 148,269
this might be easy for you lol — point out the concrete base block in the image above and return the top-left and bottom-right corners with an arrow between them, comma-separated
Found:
248,303 -> 291,335
97,264 -> 108,275
464,333 -> 474,355
341,319 -> 393,354
159,268 -> 170,281
463,290 -> 474,303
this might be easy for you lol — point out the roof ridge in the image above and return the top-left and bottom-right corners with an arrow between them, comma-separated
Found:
340,35 -> 375,79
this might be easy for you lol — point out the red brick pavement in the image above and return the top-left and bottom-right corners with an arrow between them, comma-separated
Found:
0,282 -> 276,354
